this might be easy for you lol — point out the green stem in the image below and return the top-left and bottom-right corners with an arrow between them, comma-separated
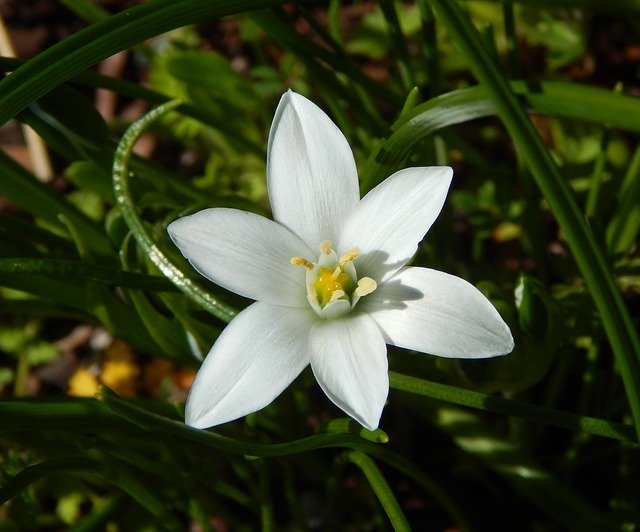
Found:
345,451 -> 411,532
390,372 -> 636,443
13,351 -> 30,397
0,457 -> 103,504
502,3 -> 520,79
112,100 -> 237,323
255,460 -> 274,532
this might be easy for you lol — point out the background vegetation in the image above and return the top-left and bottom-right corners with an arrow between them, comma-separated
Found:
1,0 -> 639,529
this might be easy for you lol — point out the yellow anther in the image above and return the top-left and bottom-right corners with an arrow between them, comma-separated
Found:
339,248 -> 360,266
354,277 -> 377,297
319,240 -> 333,255
291,257 -> 314,271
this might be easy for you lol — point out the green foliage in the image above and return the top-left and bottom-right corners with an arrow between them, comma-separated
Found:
1,0 -> 639,529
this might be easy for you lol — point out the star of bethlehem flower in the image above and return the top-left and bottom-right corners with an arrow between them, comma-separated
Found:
168,90 -> 514,431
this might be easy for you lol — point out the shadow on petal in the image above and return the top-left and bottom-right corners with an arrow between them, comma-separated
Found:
365,272 -> 424,311
355,249 -> 410,284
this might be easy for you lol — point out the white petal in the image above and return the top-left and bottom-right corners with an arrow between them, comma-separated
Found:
267,90 -> 360,249
185,302 -> 315,429
339,166 -> 452,282
309,313 -> 388,430
168,208 -> 313,307
363,267 -> 514,358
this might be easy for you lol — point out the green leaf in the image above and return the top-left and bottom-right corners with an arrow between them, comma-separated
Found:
362,81 -> 640,192
24,342 -> 59,365
77,68 -> 265,157
0,212 -> 72,257
607,145 -> 640,254
421,0 -> 640,440
0,150 -> 111,257
64,160 -> 114,201
0,0 -> 297,126
0,267 -> 163,355
0,258 -> 175,291
30,85 -> 109,152
166,51 -> 257,104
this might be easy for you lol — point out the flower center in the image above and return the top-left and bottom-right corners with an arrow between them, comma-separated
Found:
291,240 -> 377,319
314,266 -> 353,307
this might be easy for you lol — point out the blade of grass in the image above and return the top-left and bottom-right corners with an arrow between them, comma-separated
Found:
69,494 -> 126,532
435,407 -> 612,530
361,81 -> 640,191
0,271 -> 161,354
585,127 -> 611,219
249,8 -> 392,134
502,2 -> 520,78
101,456 -> 182,527
0,0 -> 296,126
100,385 -> 378,457
0,397 -> 151,434
390,372 -> 637,443
476,0 -> 640,16
345,451 -> 411,532
380,0 -> 414,91
607,145 -> 640,254
254,461 -> 274,532
0,150 -> 110,256
120,233 -> 194,362
58,0 -> 110,23
97,382 -> 480,531
0,258 -> 175,291
0,457 -> 103,504
426,0 -> 640,440
0,300 -> 90,321
0,394 -> 481,529
417,0 -> 442,97
0,56 -> 260,157
113,100 -> 238,323
0,211 -> 77,255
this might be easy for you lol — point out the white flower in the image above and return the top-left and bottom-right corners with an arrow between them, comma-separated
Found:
168,90 -> 514,431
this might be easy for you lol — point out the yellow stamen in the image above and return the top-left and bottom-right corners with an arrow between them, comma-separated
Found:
339,248 -> 360,266
331,266 -> 341,281
291,257 -> 314,271
319,240 -> 332,255
354,277 -> 377,297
